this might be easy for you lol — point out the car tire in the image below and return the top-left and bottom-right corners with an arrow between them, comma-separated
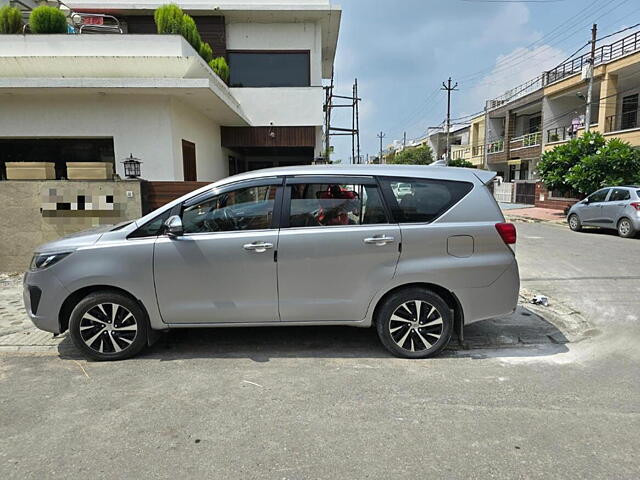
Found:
69,291 -> 148,361
375,288 -> 453,359
617,217 -> 637,238
568,214 -> 582,232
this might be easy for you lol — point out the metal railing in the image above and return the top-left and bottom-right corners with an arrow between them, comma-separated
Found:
605,110 -> 639,133
544,30 -> 640,86
510,132 -> 541,147
486,75 -> 543,111
487,139 -> 505,154
546,127 -> 567,143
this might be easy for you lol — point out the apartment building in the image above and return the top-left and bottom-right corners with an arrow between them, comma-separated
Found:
0,0 -> 341,181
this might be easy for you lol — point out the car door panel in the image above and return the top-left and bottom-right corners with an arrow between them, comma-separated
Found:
602,188 -> 630,225
580,189 -> 610,225
277,225 -> 400,322
153,180 -> 283,325
154,231 -> 279,324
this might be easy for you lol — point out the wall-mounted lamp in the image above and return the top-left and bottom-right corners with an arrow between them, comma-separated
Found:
122,153 -> 142,179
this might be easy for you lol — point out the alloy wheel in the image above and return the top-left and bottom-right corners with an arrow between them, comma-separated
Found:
79,303 -> 138,354
619,219 -> 631,236
388,300 -> 444,352
569,215 -> 578,229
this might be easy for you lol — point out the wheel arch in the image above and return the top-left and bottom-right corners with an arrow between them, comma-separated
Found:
58,285 -> 152,338
370,282 -> 464,341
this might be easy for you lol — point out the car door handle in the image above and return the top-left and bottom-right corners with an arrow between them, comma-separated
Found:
363,235 -> 395,246
243,242 -> 274,253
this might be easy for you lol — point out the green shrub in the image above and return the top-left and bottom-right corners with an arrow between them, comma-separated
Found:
209,57 -> 229,83
29,5 -> 67,34
0,5 -> 23,34
180,14 -> 201,51
199,42 -> 213,63
448,158 -> 475,168
153,3 -> 183,34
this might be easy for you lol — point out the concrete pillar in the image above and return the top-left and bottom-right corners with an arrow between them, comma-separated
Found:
598,72 -> 618,132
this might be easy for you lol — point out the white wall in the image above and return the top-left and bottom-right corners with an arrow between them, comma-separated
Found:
169,98 -> 227,181
230,87 -> 324,127
0,94 -> 178,180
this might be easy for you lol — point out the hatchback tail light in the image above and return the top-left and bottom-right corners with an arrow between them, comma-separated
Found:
495,222 -> 517,245
630,202 -> 640,211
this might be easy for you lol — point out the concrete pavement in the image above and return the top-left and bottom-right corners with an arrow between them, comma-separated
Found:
1,221 -> 639,479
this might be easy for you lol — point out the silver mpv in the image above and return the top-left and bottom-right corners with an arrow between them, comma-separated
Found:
24,165 -> 520,361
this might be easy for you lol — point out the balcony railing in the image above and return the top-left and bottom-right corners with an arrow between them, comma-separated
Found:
487,140 -> 505,154
605,110 -> 639,133
510,132 -> 542,148
486,75 -> 543,111
546,127 -> 567,143
472,145 -> 484,157
451,147 -> 471,161
544,30 -> 640,86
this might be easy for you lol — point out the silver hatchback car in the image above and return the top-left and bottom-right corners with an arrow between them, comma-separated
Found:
24,165 -> 519,361
567,186 -> 640,238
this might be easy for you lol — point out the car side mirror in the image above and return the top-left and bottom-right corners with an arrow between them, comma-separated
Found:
164,215 -> 184,237
583,198 -> 590,204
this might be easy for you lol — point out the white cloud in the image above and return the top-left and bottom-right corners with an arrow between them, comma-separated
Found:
469,44 -> 568,104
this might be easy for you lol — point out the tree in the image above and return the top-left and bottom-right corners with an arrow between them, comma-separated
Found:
448,158 -> 475,168
388,144 -> 433,165
538,131 -> 640,194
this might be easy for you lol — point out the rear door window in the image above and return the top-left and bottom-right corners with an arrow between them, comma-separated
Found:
609,188 -> 630,201
287,183 -> 388,227
380,177 -> 473,223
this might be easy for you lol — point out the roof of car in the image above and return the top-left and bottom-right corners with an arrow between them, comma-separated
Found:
216,164 -> 496,186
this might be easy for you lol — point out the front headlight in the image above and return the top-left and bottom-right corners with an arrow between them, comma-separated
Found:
30,251 -> 73,271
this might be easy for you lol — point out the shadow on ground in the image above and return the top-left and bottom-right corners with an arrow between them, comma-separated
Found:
56,306 -> 569,362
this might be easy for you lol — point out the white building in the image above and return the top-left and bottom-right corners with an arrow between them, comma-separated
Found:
0,0 -> 341,181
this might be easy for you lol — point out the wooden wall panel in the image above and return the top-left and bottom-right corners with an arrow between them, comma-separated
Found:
221,126 -> 316,148
141,181 -> 210,214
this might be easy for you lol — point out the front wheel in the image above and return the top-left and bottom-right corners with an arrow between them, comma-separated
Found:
618,218 -> 637,238
69,291 -> 148,361
376,288 -> 453,359
568,214 -> 582,232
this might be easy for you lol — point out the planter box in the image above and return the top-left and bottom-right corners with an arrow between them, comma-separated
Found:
66,162 -> 113,180
5,162 -> 56,180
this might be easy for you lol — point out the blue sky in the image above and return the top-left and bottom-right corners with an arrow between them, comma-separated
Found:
330,0 -> 640,162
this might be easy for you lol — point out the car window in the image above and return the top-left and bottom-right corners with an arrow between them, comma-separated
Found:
588,189 -> 610,203
129,210 -> 171,238
182,184 -> 277,233
609,188 -> 631,201
380,177 -> 473,223
288,183 -> 387,227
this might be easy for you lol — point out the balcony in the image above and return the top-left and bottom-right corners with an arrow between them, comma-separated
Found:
510,131 -> 541,150
487,140 -> 505,154
605,110 -> 639,133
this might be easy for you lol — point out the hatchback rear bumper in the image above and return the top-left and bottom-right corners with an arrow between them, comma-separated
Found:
454,259 -> 520,325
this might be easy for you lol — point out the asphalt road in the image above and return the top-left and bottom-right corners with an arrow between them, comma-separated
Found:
1,222 -> 639,480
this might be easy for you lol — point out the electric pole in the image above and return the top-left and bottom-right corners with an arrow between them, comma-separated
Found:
585,24 -> 597,133
403,131 -> 407,149
441,77 -> 458,164
377,131 -> 386,164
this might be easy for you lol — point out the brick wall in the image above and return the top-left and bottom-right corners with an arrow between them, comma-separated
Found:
534,183 -> 582,210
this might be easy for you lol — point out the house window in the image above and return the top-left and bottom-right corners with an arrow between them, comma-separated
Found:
621,94 -> 638,130
528,116 -> 541,133
228,51 -> 310,87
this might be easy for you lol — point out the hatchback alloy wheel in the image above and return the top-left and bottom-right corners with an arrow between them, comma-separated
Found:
568,214 -> 582,232
618,218 -> 637,238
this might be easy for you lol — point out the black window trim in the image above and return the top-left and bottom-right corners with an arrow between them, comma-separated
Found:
227,49 -> 312,88
378,175 -> 475,225
280,175 -> 391,229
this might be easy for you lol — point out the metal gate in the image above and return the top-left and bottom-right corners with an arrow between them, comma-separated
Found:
515,182 -> 536,204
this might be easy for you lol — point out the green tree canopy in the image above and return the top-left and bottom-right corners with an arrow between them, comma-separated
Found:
448,158 -> 475,168
538,132 -> 640,194
387,144 -> 433,165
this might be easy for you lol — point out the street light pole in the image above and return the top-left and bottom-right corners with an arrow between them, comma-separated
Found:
377,131 -> 386,164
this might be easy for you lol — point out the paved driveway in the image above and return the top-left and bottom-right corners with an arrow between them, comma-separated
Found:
1,221 -> 639,479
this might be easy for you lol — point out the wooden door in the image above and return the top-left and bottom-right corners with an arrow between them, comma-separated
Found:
181,140 -> 197,181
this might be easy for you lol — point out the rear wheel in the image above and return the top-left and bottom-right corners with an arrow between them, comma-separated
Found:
69,291 -> 148,361
568,214 -> 582,232
376,288 -> 453,359
617,218 -> 637,238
